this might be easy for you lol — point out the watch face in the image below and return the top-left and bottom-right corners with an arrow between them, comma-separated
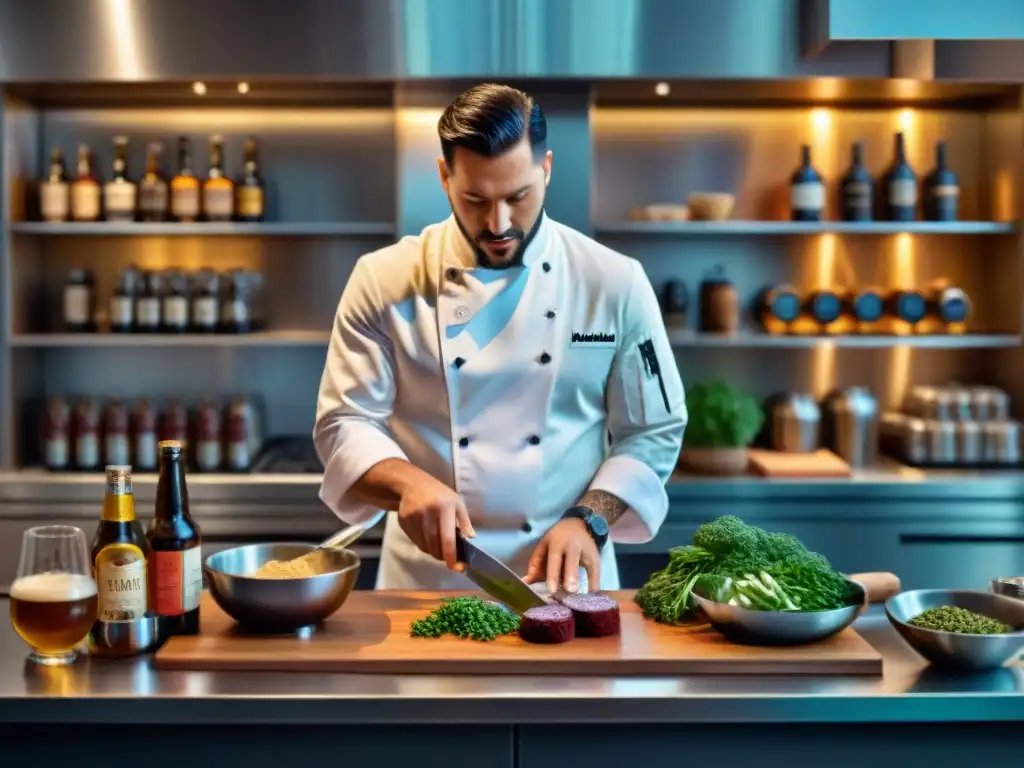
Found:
588,514 -> 609,537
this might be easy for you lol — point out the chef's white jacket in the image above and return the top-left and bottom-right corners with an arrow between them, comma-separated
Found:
314,213 -> 686,590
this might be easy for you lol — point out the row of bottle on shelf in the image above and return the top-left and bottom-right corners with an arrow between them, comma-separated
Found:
660,269 -> 971,335
36,135 -> 265,224
790,133 -> 959,223
63,266 -> 265,334
40,395 -> 263,473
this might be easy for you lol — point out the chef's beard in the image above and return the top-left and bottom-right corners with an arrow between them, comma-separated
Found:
450,199 -> 546,270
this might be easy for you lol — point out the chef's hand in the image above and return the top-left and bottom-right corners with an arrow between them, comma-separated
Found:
524,518 -> 600,595
398,477 -> 476,571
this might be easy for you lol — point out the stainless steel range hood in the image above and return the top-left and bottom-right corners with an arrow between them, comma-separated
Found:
803,0 -> 1024,57
0,0 -> 891,82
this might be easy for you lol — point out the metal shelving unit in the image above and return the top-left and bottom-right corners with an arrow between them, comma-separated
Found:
594,221 -> 1018,236
10,222 -> 396,237
9,331 -> 332,348
664,330 -> 1021,349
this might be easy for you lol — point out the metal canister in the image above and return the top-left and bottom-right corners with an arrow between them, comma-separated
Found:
954,421 -> 982,464
924,420 -> 956,464
904,386 -> 954,420
947,386 -> 972,421
970,386 -> 1010,421
767,393 -> 820,452
902,418 -> 929,465
820,387 -> 879,467
982,421 -> 1021,465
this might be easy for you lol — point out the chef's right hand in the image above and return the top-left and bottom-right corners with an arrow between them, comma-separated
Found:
398,478 -> 476,571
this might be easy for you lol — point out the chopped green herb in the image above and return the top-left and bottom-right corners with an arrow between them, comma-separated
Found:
908,605 -> 1012,635
410,596 -> 520,641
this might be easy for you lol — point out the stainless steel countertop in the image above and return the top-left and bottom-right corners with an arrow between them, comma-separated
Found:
1,603 -> 1022,725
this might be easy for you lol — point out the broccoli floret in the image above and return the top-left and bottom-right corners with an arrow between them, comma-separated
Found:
764,532 -> 831,569
692,515 -> 768,558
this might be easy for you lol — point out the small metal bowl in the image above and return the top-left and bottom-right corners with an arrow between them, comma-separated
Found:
89,615 -> 165,658
990,577 -> 1024,601
885,589 -> 1024,671
204,542 -> 360,634
692,578 -> 867,646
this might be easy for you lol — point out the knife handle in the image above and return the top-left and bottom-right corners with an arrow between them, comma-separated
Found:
454,530 -> 469,564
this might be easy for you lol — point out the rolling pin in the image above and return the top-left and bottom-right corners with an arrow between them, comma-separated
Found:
848,572 -> 901,603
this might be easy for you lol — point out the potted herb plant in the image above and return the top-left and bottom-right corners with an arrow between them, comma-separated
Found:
679,380 -> 764,476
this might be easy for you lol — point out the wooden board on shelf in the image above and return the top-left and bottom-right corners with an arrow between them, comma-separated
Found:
748,449 -> 853,478
154,590 -> 883,676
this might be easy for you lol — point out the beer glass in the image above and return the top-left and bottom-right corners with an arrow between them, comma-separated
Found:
10,525 -> 97,666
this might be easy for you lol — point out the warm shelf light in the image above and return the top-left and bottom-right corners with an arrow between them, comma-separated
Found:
654,82 -> 670,97
237,82 -> 250,95
192,81 -> 207,96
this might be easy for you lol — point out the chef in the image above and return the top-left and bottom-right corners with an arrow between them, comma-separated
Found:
314,83 -> 686,593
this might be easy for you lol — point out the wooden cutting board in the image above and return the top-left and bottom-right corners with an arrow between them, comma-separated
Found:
748,448 -> 853,478
154,590 -> 882,676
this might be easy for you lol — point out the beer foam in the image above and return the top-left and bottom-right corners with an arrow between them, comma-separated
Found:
10,572 -> 97,602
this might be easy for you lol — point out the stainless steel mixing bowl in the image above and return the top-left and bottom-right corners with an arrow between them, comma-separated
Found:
204,543 -> 360,633
885,589 -> 1024,671
692,578 -> 867,646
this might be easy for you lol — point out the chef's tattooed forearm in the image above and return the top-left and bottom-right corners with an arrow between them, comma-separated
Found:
577,489 -> 627,526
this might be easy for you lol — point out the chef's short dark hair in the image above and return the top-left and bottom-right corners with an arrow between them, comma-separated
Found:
438,83 -> 547,169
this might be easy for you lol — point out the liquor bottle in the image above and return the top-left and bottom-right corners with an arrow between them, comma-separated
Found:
71,398 -> 101,471
161,269 -> 189,334
39,147 -> 70,222
70,144 -> 102,222
109,268 -> 135,333
63,268 -> 96,332
135,270 -> 162,333
91,466 -> 150,622
131,399 -> 158,472
103,136 -> 137,222
202,135 -> 234,222
236,136 -> 265,222
147,440 -> 202,636
102,399 -> 130,467
840,142 -> 873,222
169,137 -> 200,223
789,145 -> 825,222
138,142 -> 169,222
190,270 -> 220,333
219,270 -> 251,333
42,396 -> 71,472
882,132 -> 917,222
923,142 -> 959,222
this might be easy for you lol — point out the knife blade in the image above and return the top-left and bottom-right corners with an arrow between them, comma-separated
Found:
455,531 -> 547,614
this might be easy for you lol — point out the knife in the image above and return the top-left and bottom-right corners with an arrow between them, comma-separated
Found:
455,531 -> 547,614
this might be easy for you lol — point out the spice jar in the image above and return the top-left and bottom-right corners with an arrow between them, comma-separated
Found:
660,279 -> 689,327
42,396 -> 70,471
698,266 -> 739,333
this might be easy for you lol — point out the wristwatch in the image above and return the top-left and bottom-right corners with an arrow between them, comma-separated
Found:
561,505 -> 609,552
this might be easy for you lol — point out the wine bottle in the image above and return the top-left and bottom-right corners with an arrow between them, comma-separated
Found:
790,145 -> 825,222
923,142 -> 959,222
840,142 -> 873,222
883,132 -> 917,222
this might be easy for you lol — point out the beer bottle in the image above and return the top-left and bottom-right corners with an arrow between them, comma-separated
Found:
147,440 -> 202,635
91,466 -> 150,622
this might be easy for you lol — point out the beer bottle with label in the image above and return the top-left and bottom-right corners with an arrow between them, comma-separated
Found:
91,466 -> 150,622
147,440 -> 202,635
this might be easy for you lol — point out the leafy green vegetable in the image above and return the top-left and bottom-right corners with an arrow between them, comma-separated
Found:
909,606 -> 1012,635
410,596 -> 520,641
683,381 -> 764,449
636,516 -> 855,623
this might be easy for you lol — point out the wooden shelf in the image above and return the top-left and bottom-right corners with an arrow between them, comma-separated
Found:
594,221 -> 1018,236
665,330 -> 1020,349
10,331 -> 331,348
9,222 -> 395,237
